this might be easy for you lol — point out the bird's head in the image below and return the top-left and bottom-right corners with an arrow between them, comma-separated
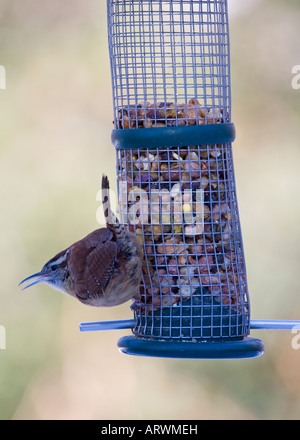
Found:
19,248 -> 71,294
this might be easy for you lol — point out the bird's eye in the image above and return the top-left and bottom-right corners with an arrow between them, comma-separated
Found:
51,264 -> 58,271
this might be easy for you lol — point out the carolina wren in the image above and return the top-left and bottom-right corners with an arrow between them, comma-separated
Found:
19,175 -> 143,307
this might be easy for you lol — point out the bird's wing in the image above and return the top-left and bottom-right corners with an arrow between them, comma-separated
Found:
81,227 -> 114,247
86,239 -> 119,292
69,228 -> 119,301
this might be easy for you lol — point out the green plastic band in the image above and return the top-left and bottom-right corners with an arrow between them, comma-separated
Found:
111,122 -> 236,150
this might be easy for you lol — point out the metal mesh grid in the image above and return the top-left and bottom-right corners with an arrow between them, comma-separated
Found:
108,0 -> 250,340
108,0 -> 231,128
117,143 -> 249,339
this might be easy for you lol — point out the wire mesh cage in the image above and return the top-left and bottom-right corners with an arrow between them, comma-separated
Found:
78,0 -> 300,359
109,0 -> 230,124
102,0 -> 264,358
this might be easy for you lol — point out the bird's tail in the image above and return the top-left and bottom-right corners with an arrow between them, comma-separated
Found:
101,174 -> 130,251
101,174 -> 119,229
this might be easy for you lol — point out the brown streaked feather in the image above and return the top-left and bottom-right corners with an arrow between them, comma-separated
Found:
86,240 -> 119,290
101,175 -> 113,227
68,228 -> 119,300
68,229 -> 112,275
81,228 -> 114,248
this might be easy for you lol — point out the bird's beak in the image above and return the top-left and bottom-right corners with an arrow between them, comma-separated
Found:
19,272 -> 51,290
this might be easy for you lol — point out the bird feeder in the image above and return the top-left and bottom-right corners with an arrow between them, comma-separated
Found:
80,0 -> 300,358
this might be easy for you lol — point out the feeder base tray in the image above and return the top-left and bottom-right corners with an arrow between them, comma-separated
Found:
118,336 -> 264,359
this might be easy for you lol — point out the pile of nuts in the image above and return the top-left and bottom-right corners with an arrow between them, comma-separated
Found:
117,98 -> 226,129
116,100 -> 246,311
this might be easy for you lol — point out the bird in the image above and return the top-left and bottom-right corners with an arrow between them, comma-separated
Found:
19,175 -> 143,307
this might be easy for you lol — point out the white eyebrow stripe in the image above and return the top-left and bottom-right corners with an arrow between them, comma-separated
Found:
49,248 -> 71,266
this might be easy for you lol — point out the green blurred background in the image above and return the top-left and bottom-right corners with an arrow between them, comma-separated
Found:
0,0 -> 300,420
